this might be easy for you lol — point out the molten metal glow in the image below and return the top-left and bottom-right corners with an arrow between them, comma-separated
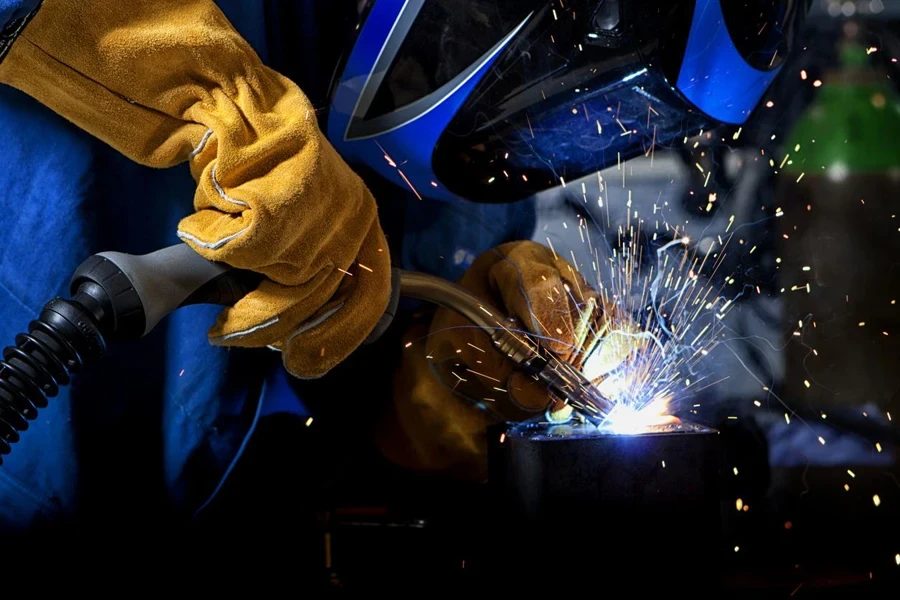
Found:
599,392 -> 680,434
583,348 -> 681,433
569,234 -> 710,434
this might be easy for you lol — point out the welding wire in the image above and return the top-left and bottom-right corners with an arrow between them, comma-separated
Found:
572,297 -> 597,357
559,318 -> 579,358
529,312 -> 554,347
578,319 -> 610,373
571,317 -> 606,371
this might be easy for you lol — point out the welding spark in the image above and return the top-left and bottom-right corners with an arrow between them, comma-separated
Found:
558,213 -> 740,432
522,137 -> 853,439
422,90 -> 890,469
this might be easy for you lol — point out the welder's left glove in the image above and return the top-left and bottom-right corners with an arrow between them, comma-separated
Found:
377,241 -> 640,481
0,0 -> 392,378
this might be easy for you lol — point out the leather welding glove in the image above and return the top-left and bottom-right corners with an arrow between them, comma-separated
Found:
377,241 -> 640,481
0,0 -> 391,378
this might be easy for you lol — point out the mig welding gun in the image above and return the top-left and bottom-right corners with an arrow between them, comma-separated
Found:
0,244 -> 616,465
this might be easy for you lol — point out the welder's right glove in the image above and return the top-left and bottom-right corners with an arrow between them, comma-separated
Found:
0,0 -> 392,378
377,241 -> 641,481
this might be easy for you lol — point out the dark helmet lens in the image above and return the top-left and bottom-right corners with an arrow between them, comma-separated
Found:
431,0 -> 712,203
721,0 -> 811,70
364,0 -> 543,121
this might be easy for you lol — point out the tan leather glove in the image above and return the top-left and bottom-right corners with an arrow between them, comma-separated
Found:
0,0 -> 391,378
377,241 -> 638,481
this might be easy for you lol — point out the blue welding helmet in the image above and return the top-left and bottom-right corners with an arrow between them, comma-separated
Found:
327,0 -> 810,203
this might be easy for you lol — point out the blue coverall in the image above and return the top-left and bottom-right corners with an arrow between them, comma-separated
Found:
0,0 -> 536,539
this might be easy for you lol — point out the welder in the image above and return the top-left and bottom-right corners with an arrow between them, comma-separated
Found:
0,0 -> 809,563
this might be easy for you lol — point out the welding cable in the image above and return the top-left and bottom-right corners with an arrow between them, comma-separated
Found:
397,271 -> 498,333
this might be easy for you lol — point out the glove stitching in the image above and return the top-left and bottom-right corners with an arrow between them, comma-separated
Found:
210,163 -> 249,208
189,128 -> 214,159
281,302 -> 345,379
295,302 -> 343,335
176,227 -> 250,250
210,315 -> 280,343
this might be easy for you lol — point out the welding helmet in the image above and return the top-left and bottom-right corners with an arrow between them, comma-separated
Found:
327,0 -> 810,203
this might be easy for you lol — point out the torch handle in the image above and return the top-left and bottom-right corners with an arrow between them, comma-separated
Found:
72,244 -> 264,340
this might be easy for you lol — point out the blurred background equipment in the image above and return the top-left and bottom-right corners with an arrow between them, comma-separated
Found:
776,32 -> 900,453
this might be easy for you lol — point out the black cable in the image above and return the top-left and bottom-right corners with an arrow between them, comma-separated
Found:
0,294 -> 107,464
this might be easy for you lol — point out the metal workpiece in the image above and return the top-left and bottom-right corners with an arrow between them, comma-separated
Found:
485,419 -> 724,594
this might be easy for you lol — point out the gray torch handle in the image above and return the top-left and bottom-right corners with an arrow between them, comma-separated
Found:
85,244 -> 404,344
81,244 -> 523,355
94,244 -> 263,337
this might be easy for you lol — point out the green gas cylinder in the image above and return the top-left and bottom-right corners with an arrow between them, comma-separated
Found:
777,38 -> 900,409
784,42 -> 900,174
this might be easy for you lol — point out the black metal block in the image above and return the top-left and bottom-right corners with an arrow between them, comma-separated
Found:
484,420 -> 724,595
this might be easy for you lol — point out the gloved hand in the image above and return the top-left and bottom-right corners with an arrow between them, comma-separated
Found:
0,0 -> 391,378
377,241 -> 640,481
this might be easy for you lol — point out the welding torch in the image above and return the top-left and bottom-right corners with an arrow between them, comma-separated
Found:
0,244 -> 615,465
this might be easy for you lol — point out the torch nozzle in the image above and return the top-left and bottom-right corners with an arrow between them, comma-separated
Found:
491,327 -> 616,426
533,353 -> 617,427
